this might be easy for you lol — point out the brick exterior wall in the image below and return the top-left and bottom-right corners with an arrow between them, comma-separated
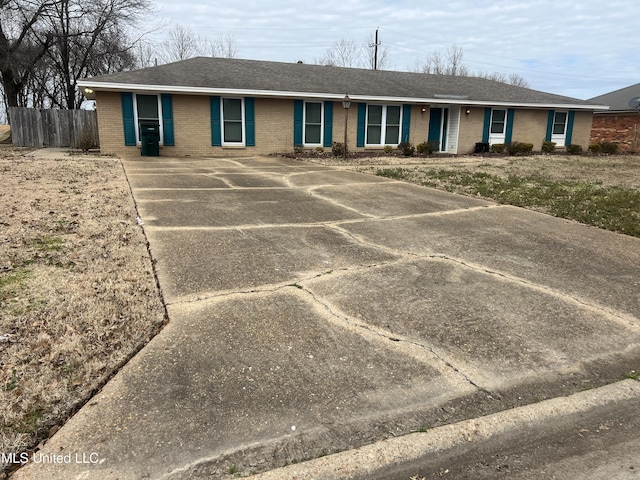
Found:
458,107 -> 485,153
590,113 -> 640,152
95,91 -> 596,157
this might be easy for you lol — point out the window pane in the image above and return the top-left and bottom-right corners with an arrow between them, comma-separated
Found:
385,125 -> 399,144
305,103 -> 322,124
490,110 -> 506,134
386,106 -> 401,125
492,110 -> 506,122
368,105 -> 382,125
367,125 -> 381,144
223,98 -> 242,121
224,122 -> 243,142
490,122 -> 505,134
553,112 -> 567,135
137,95 -> 158,119
305,124 -> 321,144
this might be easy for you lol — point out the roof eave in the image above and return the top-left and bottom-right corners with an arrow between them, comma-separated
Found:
77,80 -> 609,111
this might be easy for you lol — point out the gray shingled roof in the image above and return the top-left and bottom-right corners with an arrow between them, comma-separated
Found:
588,82 -> 640,112
82,57 -> 602,108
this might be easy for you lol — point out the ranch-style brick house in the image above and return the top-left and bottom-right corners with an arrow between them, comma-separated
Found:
78,57 -> 608,157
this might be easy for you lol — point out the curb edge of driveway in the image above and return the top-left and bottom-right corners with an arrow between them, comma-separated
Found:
246,379 -> 640,480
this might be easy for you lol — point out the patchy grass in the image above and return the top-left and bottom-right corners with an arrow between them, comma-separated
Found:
373,155 -> 640,238
0,149 -> 166,473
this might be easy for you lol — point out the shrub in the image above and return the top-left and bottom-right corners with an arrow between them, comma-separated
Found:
588,144 -> 602,153
315,146 -> 324,154
490,143 -> 505,154
331,141 -> 346,157
293,144 -> 304,154
398,141 -> 415,156
383,145 -> 394,154
599,141 -> 618,154
566,144 -> 583,155
416,141 -> 437,155
75,129 -> 98,152
541,141 -> 556,153
506,141 -> 533,156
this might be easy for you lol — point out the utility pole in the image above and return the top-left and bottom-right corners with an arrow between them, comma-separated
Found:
370,27 -> 381,70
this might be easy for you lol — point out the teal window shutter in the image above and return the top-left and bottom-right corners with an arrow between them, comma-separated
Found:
505,108 -> 515,144
245,97 -> 255,146
210,96 -> 221,146
160,94 -> 174,146
293,99 -> 303,146
121,92 -> 136,146
401,104 -> 411,143
565,111 -> 575,146
482,107 -> 491,143
323,101 -> 333,147
356,103 -> 366,147
545,110 -> 555,142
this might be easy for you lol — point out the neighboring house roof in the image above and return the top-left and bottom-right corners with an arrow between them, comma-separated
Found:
588,82 -> 640,112
79,57 -> 607,110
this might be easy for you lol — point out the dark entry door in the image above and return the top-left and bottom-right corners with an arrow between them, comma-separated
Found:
428,108 -> 448,152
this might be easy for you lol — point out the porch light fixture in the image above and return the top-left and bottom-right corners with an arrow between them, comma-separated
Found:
84,88 -> 94,94
343,94 -> 351,159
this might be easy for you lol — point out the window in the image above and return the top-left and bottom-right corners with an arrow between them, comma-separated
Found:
222,98 -> 244,144
304,102 -> 322,145
366,104 -> 401,146
553,112 -> 567,135
134,94 -> 161,144
490,109 -> 506,134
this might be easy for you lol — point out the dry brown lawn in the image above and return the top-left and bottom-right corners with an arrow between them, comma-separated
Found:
307,153 -> 640,190
0,148 -> 166,471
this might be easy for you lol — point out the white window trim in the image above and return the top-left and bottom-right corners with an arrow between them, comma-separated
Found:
303,101 -> 323,147
365,104 -> 403,147
220,97 -> 246,146
133,93 -> 165,146
551,111 -> 568,144
489,108 -> 506,145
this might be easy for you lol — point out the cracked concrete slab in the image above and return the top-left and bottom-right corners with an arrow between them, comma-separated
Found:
311,181 -> 493,217
306,258 -> 640,390
135,188 -> 367,227
14,155 -> 640,480
147,226 -> 398,302
13,290 -> 473,480
339,206 -> 640,319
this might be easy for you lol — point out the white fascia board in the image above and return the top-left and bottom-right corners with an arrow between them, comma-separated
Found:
76,80 -> 610,111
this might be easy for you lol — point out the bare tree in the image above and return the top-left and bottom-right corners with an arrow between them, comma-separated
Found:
158,25 -> 238,63
315,39 -> 363,68
416,45 -> 469,76
475,70 -> 530,88
160,24 -> 201,63
415,44 -> 529,87
43,0 -> 151,109
1,0 -> 153,111
0,0 -> 55,108
207,33 -> 237,58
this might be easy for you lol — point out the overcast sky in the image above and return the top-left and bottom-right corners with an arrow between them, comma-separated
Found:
148,0 -> 639,100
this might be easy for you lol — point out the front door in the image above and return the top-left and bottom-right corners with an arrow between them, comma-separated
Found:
428,108 -> 448,152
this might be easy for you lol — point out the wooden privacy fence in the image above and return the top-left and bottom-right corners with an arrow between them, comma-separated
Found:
8,107 -> 99,148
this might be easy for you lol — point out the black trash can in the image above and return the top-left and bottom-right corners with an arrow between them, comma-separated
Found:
140,121 -> 160,157
474,142 -> 490,153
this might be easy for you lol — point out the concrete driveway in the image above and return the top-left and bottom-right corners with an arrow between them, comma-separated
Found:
15,155 -> 640,479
